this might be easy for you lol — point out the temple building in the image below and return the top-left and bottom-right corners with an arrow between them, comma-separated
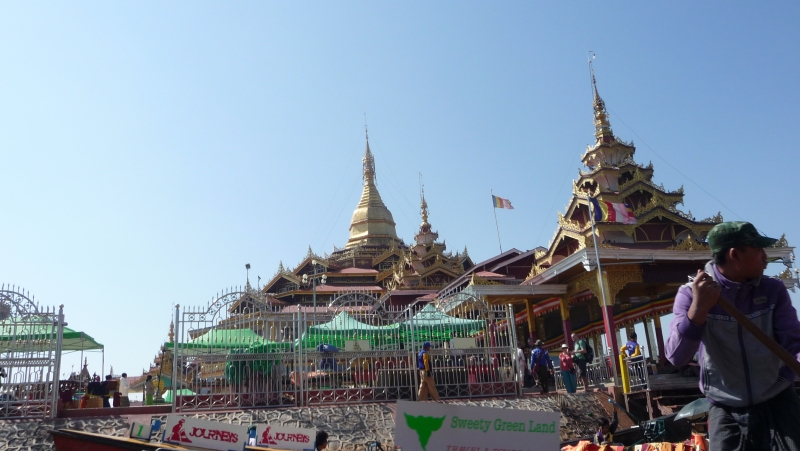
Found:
436,64 -> 795,370
259,132 -> 473,310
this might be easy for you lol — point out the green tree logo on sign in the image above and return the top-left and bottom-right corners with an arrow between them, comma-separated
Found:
403,414 -> 445,451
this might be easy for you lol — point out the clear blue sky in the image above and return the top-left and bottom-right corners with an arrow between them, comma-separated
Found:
1,2 -> 798,376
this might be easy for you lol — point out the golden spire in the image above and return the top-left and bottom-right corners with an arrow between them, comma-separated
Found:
414,174 -> 438,246
589,53 -> 615,144
168,320 -> 174,344
346,130 -> 400,249
420,174 -> 429,227
363,128 -> 376,185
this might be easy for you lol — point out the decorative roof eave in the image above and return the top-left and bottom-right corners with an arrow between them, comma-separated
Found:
261,273 -> 302,293
564,186 -> 685,221
417,265 -> 460,280
580,139 -> 636,165
292,255 -> 331,276
437,248 -> 523,295
371,246 -> 403,266
616,181 -> 684,203
523,246 -> 796,286
466,284 -> 566,299
577,159 -> 653,179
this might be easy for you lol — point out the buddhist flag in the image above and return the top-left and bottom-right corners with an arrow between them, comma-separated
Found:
589,197 -> 636,224
492,195 -> 514,209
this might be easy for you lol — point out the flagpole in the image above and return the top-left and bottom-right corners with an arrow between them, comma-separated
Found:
491,189 -> 503,253
587,197 -> 619,383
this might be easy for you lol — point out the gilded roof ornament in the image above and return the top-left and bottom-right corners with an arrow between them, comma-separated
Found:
770,234 -> 789,248
363,129 -> 376,185
589,53 -> 615,144
346,130 -> 401,249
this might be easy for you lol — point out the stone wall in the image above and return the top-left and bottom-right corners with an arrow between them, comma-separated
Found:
0,393 -> 611,451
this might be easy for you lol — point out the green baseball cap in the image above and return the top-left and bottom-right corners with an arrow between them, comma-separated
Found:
707,221 -> 777,254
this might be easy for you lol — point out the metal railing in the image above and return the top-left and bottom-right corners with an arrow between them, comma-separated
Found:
625,357 -> 649,390
172,289 -> 519,412
554,353 -> 615,391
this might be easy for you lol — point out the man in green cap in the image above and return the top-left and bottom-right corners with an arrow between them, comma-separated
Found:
666,221 -> 800,450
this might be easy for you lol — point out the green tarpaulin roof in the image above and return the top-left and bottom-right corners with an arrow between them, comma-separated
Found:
0,318 -> 103,352
406,303 -> 485,328
165,328 -> 266,350
307,311 -> 396,333
164,388 -> 195,403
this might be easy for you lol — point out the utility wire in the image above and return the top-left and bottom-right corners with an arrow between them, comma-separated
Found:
608,108 -> 742,221
310,142 -> 362,249
533,133 -> 594,247
321,180 -> 361,252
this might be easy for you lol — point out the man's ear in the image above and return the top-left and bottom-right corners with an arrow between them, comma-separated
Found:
727,247 -> 740,264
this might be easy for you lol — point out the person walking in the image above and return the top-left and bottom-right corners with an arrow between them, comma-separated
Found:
515,343 -> 526,389
666,221 -> 800,450
118,372 -> 130,407
530,340 -> 553,394
559,344 -> 578,394
571,333 -> 590,391
144,375 -> 155,406
417,342 -> 440,401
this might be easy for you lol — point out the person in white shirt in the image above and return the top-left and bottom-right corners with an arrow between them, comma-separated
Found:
515,344 -> 526,389
119,373 -> 130,407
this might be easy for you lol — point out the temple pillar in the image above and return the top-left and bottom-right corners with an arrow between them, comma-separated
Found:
598,270 -> 620,372
525,299 -> 536,345
653,315 -> 667,366
643,317 -> 654,360
559,297 -> 573,348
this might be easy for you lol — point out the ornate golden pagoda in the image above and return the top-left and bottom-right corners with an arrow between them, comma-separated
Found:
345,132 -> 402,249
260,132 -> 472,307
380,186 -> 472,291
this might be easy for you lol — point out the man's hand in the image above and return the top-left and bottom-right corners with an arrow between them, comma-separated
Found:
688,269 -> 721,325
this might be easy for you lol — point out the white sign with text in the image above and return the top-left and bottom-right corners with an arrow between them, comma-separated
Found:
256,424 -> 316,450
395,400 -> 560,451
163,414 -> 248,451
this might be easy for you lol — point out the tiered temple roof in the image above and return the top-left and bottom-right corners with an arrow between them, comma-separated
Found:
528,68 -> 721,279
260,131 -> 472,308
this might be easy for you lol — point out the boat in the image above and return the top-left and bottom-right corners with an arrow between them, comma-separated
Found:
49,428 -> 298,451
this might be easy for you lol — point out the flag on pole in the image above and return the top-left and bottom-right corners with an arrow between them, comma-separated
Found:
589,197 -> 636,224
492,195 -> 514,209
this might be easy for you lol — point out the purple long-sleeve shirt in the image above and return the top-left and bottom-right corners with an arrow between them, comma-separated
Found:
665,261 -> 800,407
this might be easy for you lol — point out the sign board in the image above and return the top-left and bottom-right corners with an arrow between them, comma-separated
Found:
256,424 -> 316,450
345,340 -> 371,352
450,337 -> 476,349
163,414 -> 248,451
129,422 -> 151,441
395,400 -> 560,451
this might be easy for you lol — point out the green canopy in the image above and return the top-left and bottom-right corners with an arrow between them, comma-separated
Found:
0,317 -> 103,352
401,304 -> 485,342
299,311 -> 400,349
307,311 -> 386,332
163,388 -> 195,403
165,328 -> 265,351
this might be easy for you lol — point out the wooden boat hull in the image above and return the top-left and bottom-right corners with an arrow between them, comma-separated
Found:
50,429 -> 293,451
50,429 -> 192,451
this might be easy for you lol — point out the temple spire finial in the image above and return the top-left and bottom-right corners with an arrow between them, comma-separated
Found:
419,173 -> 429,226
588,52 -> 614,144
363,127 -> 376,185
